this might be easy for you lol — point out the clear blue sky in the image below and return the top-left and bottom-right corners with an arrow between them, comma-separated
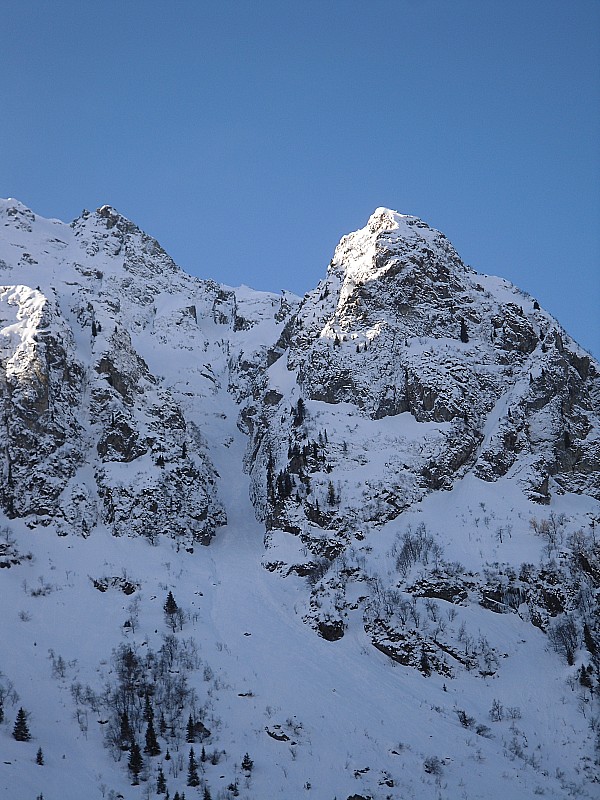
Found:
2,0 -> 599,355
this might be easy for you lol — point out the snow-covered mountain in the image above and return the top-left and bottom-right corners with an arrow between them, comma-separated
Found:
0,198 -> 599,800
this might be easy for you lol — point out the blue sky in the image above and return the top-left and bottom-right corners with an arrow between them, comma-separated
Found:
2,0 -> 599,355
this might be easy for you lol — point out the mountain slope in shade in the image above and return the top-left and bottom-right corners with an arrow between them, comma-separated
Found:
0,199 -> 599,800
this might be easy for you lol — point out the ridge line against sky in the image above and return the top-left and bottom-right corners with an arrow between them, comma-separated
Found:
1,0 -> 598,355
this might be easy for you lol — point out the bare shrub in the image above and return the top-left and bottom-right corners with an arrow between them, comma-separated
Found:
548,614 -> 579,665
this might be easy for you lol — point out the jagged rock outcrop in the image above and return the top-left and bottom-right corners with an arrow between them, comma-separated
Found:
0,201 -> 236,542
0,285 -> 85,521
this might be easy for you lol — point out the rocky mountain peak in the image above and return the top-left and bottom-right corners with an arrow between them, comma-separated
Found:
365,206 -> 442,245
66,205 -> 197,319
366,205 -> 404,232
318,207 -> 468,329
245,207 -> 598,553
0,197 -> 37,232
1,197 -> 33,214
96,203 -> 119,222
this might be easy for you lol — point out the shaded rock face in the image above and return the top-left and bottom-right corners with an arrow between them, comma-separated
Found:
475,347 -> 600,496
88,327 -> 225,543
0,204 -> 232,544
317,619 -> 345,642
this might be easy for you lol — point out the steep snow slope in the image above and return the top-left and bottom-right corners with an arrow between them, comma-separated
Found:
0,199 -> 599,800
2,411 -> 598,800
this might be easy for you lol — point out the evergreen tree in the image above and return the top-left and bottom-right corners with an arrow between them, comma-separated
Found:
203,787 -> 212,800
145,717 -> 161,756
128,742 -> 143,784
165,747 -> 171,761
293,398 -> 306,426
584,623 -> 597,655
164,590 -> 178,615
241,752 -> 254,772
200,745 -> 207,762
173,793 -> 181,800
419,648 -> 431,677
266,452 -> 275,500
36,747 -> 44,765
143,693 -> 154,723
159,711 -> 167,737
164,591 -> 179,630
327,481 -> 336,506
187,746 -> 200,787
460,319 -> 469,343
186,713 -> 195,743
0,697 -> 3,724
156,765 -> 167,794
119,711 -> 133,750
579,665 -> 593,689
12,707 -> 31,741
